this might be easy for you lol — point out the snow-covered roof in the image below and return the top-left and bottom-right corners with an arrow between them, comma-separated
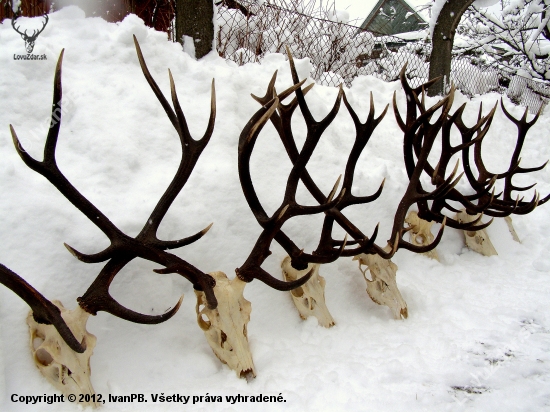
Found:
359,0 -> 428,35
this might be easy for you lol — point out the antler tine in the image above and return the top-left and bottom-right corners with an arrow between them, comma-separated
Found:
239,97 -> 280,225
497,98 -> 546,208
285,45 -> 313,123
63,242 -> 116,264
78,258 -> 184,323
277,78 -> 309,104
339,89 -> 387,208
7,41 -> 222,336
251,70 -> 278,104
134,36 -> 216,244
0,264 -> 85,353
514,160 -> 549,174
393,91 -> 406,132
153,222 -> 214,250
10,50 -> 124,259
134,37 -> 180,134
537,193 -> 550,206
237,68 -> 357,287
251,69 -> 314,114
398,62 -> 423,128
286,45 -> 344,130
412,76 -> 443,97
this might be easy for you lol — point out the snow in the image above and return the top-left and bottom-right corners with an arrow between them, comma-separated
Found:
455,1 -> 550,81
182,35 -> 197,59
329,9 -> 350,23
474,0 -> 501,7
11,0 -> 21,14
1,6 -> 550,411
429,0 -> 448,37
314,1 -> 429,24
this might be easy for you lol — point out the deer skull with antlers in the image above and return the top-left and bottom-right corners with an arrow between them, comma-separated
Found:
195,272 -> 256,379
1,37 -> 217,397
27,301 -> 98,406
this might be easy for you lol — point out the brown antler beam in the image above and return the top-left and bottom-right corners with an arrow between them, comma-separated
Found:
7,39 -> 220,343
0,264 -> 85,353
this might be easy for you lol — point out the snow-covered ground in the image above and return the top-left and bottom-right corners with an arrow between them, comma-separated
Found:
1,7 -> 550,411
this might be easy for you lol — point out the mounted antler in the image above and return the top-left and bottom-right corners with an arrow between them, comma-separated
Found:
459,101 -> 548,217
394,65 -> 548,255
2,37 -> 216,399
0,264 -> 84,352
245,50 -> 456,321
498,101 -> 549,209
12,14 -> 49,53
259,52 -> 455,262
237,78 -> 348,288
191,76 -> 347,379
393,64 -> 496,232
457,101 -> 548,252
249,56 -> 383,268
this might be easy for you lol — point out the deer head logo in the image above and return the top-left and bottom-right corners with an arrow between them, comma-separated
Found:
12,14 -> 49,54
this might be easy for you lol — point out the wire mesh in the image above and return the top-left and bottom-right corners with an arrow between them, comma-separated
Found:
2,0 -> 547,113
209,0 -> 548,113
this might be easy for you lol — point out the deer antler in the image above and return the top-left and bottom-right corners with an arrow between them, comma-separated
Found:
495,101 -> 548,212
243,49 -> 455,280
249,52 -> 383,264
0,264 -> 85,353
245,53 -> 457,322
3,37 -> 218,352
393,64 -> 497,231
237,84 -> 347,289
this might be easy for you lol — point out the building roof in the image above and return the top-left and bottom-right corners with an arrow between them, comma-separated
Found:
359,0 -> 428,36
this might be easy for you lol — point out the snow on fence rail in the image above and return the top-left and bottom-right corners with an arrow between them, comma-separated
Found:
200,0 -> 548,113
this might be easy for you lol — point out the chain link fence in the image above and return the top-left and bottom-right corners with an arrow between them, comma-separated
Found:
3,0 -> 547,113
206,0 -> 549,113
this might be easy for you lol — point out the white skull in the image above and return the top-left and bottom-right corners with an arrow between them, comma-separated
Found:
456,210 -> 498,256
27,300 -> 98,407
353,253 -> 408,320
405,211 -> 440,261
195,272 -> 256,380
281,256 -> 335,328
